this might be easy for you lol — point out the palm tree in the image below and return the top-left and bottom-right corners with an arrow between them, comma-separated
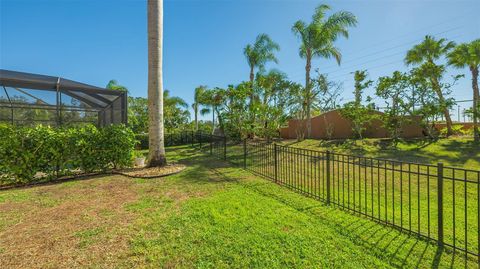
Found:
244,34 -> 280,86
244,34 -> 280,137
147,0 -> 166,167
292,4 -> 357,138
405,35 -> 455,136
448,39 -> 480,142
106,80 -> 129,92
192,85 -> 210,131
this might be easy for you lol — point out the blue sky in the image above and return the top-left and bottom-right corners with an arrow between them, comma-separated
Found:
1,0 -> 479,120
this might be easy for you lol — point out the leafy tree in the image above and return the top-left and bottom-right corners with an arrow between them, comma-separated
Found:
353,70 -> 372,105
408,68 -> 441,138
292,4 -> 357,138
376,71 -> 413,144
405,35 -> 455,136
448,39 -> 480,142
127,97 -> 148,134
341,71 -> 376,139
255,70 -> 299,140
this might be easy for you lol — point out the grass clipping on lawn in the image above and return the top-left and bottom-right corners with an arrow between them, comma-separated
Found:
118,163 -> 186,178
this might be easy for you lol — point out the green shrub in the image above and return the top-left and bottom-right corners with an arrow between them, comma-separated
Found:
440,125 -> 471,136
0,124 -> 136,186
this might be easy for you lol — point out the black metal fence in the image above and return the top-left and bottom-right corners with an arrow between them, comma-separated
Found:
168,131 -> 480,261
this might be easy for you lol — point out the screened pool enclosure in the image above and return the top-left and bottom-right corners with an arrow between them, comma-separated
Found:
0,70 -> 127,127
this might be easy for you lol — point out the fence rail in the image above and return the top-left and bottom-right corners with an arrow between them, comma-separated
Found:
169,131 -> 480,261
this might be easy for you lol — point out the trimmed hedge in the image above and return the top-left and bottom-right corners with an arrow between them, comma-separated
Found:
0,124 -> 136,186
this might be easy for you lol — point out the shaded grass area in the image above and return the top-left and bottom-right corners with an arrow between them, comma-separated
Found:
0,145 -> 477,268
279,137 -> 480,170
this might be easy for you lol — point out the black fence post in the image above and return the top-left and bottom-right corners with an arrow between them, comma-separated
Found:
437,162 -> 444,247
326,150 -> 331,205
243,139 -> 247,169
210,135 -> 213,155
191,131 -> 194,146
199,132 -> 202,149
274,143 -> 278,183
223,136 -> 227,161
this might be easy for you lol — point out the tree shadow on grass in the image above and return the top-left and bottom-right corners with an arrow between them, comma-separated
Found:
200,158 -> 476,268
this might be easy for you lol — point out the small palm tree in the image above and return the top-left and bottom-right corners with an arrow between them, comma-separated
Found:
405,35 -> 456,136
448,39 -> 480,142
106,80 -> 129,92
192,85 -> 210,131
292,4 -> 357,138
147,0 -> 166,166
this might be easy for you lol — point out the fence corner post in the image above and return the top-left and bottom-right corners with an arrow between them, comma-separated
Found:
243,139 -> 247,168
326,150 -> 331,205
274,143 -> 278,183
437,162 -> 444,247
223,136 -> 227,161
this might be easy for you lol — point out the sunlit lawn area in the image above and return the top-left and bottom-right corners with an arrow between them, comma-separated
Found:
0,145 -> 477,268
279,137 -> 480,170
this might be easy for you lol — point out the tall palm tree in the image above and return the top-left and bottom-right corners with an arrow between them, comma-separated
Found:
448,39 -> 480,142
405,35 -> 455,136
147,0 -> 166,167
192,85 -> 210,131
244,34 -> 279,137
292,4 -> 357,138
244,34 -> 280,86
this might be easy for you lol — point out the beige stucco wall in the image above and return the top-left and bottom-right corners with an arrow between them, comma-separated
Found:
280,110 -> 424,139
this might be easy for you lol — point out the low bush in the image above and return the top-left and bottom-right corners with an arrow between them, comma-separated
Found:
0,124 -> 136,186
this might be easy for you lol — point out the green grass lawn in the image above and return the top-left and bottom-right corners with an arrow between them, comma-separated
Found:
0,145 -> 477,268
279,137 -> 480,170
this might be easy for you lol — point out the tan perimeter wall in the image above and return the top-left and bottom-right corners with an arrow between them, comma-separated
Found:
434,122 -> 474,131
280,110 -> 424,140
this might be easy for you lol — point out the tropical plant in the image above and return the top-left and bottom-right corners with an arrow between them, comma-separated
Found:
244,34 -> 280,137
376,71 -> 413,144
164,90 -> 190,130
448,39 -> 480,142
244,34 -> 280,86
192,85 -> 210,131
292,4 -> 357,138
147,0 -> 166,166
106,80 -> 129,92
405,35 -> 455,136
353,70 -> 372,105
341,71 -> 375,139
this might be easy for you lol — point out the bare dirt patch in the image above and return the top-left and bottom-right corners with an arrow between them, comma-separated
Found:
0,175 -> 139,269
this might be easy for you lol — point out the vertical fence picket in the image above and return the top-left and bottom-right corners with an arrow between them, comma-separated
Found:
437,163 -> 444,247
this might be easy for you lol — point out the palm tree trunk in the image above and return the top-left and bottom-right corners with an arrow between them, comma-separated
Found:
431,77 -> 453,136
305,51 -> 312,139
147,0 -> 166,167
471,66 -> 479,142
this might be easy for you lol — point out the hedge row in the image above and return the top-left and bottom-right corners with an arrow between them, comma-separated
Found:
0,124 -> 136,186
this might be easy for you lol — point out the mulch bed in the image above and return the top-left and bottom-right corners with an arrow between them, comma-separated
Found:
115,163 -> 187,179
